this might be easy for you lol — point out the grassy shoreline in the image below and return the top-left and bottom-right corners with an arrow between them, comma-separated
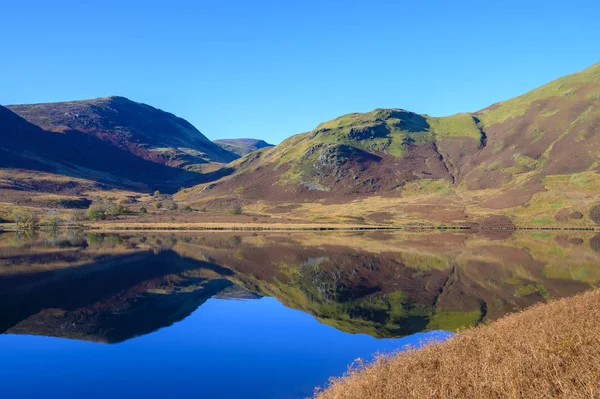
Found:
312,289 -> 600,399
1,221 -> 599,233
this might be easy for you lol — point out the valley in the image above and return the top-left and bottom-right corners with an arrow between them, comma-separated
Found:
1,62 -> 600,230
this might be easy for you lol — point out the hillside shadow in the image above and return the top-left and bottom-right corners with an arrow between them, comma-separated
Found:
0,106 -> 234,194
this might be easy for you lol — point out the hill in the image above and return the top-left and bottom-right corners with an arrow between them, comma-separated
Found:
0,104 -> 231,194
7,96 -> 237,169
179,62 -> 600,228
213,138 -> 274,157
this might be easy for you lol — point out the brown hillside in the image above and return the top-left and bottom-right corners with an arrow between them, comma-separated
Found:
7,96 -> 237,169
0,105 -> 230,193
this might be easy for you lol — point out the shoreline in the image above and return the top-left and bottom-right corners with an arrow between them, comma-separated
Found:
1,222 -> 599,233
313,289 -> 600,399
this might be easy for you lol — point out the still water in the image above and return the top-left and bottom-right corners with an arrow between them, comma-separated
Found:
1,230 -> 599,398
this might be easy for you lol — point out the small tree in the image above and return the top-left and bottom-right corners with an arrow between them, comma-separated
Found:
10,209 -> 26,226
87,205 -> 106,221
139,206 -> 148,215
106,202 -> 127,216
154,202 -> 163,209
10,209 -> 38,230
169,202 -> 179,211
46,210 -> 62,230
182,205 -> 193,212
72,210 -> 87,221
153,190 -> 161,198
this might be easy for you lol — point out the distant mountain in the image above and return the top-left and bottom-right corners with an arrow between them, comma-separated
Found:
213,138 -> 274,157
7,96 -> 238,169
180,62 -> 600,227
0,104 -> 230,193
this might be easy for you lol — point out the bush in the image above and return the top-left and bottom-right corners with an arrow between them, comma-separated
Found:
154,202 -> 163,209
46,210 -> 62,230
87,205 -> 107,221
591,234 -> 600,252
10,209 -> 39,230
590,205 -> 600,225
72,210 -> 87,221
106,203 -> 128,216
154,190 -> 161,197
182,205 -> 193,212
139,207 -> 148,215
169,202 -> 179,211
229,204 -> 242,215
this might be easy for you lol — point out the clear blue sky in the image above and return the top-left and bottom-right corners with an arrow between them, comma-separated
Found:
1,0 -> 599,144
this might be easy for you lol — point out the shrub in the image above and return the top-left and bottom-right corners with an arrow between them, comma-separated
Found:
182,205 -> 193,212
229,204 -> 242,215
590,205 -> 600,224
10,209 -> 39,230
153,190 -> 161,197
154,202 -> 163,209
72,210 -> 87,221
591,234 -> 600,252
106,203 -> 128,216
46,210 -> 62,230
169,202 -> 179,211
87,205 -> 107,221
569,211 -> 584,220
139,207 -> 148,215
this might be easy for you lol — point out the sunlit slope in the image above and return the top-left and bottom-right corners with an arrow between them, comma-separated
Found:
179,62 -> 600,227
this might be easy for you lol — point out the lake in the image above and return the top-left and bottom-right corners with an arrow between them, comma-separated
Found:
1,229 -> 599,398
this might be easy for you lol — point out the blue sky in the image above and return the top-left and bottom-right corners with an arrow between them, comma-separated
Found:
1,0 -> 599,144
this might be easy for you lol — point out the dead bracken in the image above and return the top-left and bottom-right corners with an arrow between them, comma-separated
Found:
313,289 -> 600,399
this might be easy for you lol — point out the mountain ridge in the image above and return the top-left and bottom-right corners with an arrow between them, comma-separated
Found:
0,102 -> 232,193
7,96 -> 238,169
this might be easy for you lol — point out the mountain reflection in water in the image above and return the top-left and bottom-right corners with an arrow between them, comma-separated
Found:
1,229 -> 599,343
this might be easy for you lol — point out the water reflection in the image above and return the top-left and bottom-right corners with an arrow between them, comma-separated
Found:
1,230 -> 599,342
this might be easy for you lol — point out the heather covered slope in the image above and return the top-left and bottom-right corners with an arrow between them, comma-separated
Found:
213,138 -> 273,157
7,96 -> 238,169
179,62 -> 600,227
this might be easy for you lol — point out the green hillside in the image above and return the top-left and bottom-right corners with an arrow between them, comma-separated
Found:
179,62 -> 600,228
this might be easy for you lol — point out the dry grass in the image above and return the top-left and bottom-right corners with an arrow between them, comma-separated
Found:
82,221 -> 389,231
313,289 -> 600,399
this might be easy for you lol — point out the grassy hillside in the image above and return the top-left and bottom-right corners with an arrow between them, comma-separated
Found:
179,62 -> 600,228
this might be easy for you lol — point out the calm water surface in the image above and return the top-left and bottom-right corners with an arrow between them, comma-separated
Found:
1,230 -> 598,398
